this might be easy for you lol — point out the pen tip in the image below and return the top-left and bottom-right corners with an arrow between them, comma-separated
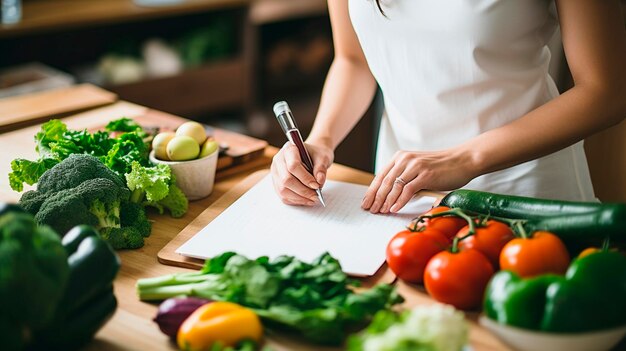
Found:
316,190 -> 326,207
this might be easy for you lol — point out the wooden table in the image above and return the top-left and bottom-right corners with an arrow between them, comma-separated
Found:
0,104 -> 510,351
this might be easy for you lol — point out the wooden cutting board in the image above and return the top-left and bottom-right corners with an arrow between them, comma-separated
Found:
0,84 -> 118,133
157,169 -> 399,286
87,107 -> 268,173
157,168 -> 444,276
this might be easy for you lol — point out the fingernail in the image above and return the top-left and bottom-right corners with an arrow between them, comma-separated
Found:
316,172 -> 324,184
309,195 -> 319,202
390,204 -> 399,213
308,182 -> 319,189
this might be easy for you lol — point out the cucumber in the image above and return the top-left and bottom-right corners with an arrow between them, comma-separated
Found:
440,189 -> 626,246
524,206 -> 626,245
440,189 -> 608,219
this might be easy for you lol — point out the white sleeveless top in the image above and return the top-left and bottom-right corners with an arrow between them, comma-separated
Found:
349,0 -> 595,201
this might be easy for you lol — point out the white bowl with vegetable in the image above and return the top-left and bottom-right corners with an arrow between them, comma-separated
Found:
479,316 -> 626,351
150,121 -> 219,200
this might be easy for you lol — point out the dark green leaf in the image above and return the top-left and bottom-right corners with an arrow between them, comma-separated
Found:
201,252 -> 237,274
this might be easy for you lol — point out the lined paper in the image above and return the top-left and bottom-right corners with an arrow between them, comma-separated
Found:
177,175 -> 436,276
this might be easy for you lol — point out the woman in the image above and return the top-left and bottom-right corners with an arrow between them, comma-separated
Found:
271,0 -> 626,213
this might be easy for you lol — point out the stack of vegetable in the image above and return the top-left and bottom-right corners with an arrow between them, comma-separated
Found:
8,118 -> 189,249
137,252 -> 404,348
386,189 -> 626,334
0,203 -> 120,351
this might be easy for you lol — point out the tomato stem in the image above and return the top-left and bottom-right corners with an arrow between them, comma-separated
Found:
415,208 -> 477,236
511,220 -> 529,239
482,215 -> 529,239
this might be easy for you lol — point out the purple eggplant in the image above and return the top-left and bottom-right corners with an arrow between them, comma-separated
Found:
154,297 -> 211,339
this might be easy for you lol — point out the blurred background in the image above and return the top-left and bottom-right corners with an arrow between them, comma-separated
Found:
1,0 -> 625,200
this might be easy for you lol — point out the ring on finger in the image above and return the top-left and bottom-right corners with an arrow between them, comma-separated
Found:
394,177 -> 407,186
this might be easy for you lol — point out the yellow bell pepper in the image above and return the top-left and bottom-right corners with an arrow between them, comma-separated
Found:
177,301 -> 263,351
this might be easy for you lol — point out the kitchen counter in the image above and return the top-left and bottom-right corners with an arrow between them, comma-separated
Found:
0,97 -> 511,350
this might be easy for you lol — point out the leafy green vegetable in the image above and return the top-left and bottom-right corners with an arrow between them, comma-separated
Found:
8,119 -> 146,191
105,117 -> 145,136
101,132 -> 148,176
9,158 -> 59,192
137,252 -> 403,345
126,161 -> 189,218
147,184 -> 189,218
126,162 -> 172,203
347,304 -> 468,351
8,118 -> 188,220
19,154 -> 151,249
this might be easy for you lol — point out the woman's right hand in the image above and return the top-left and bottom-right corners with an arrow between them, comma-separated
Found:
271,141 -> 334,206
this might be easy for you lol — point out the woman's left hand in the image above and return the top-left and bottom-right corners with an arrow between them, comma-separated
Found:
362,149 -> 479,214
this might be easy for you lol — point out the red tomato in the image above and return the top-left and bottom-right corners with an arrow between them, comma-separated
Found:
386,228 -> 450,283
500,231 -> 570,278
412,206 -> 467,239
457,220 -> 515,269
424,249 -> 494,310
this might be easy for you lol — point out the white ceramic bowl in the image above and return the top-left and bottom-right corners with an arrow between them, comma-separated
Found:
149,149 -> 218,201
479,315 -> 626,351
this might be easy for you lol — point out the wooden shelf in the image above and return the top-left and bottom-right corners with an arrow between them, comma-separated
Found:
250,0 -> 327,24
107,59 -> 247,118
0,0 -> 250,38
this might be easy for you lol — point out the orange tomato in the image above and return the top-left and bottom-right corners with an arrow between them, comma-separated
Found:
499,231 -> 570,278
412,206 -> 468,240
457,220 -> 515,269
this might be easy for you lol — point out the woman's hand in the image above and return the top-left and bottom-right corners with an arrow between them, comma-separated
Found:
271,142 -> 334,206
362,149 -> 479,214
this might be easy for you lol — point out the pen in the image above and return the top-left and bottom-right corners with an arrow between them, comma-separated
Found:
273,101 -> 326,207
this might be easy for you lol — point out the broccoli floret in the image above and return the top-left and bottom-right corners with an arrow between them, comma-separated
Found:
90,199 -> 122,229
34,178 -> 129,235
19,190 -> 47,214
100,227 -> 144,250
18,152 -> 154,250
34,191 -> 99,235
120,201 -> 152,238
36,154 -> 125,194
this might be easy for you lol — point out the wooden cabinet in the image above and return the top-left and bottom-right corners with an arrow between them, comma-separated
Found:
0,0 -> 254,119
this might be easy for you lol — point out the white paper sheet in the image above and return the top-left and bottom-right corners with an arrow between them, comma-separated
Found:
176,175 -> 436,276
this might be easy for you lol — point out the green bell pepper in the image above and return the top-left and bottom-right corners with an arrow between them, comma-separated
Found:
484,250 -> 626,332
33,225 -> 121,350
0,204 -> 69,351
